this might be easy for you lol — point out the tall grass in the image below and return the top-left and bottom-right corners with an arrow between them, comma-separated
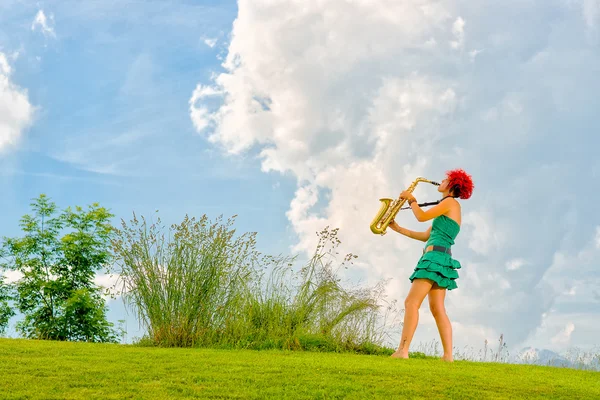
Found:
413,335 -> 600,371
110,213 -> 258,347
110,213 -> 391,353
230,227 -> 392,353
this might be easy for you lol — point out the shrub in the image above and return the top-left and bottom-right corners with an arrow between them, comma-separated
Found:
111,213 -> 391,354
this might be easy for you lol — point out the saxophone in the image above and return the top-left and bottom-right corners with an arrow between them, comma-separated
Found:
370,177 -> 440,235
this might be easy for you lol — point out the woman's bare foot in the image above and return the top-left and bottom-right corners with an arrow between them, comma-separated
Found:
391,350 -> 409,359
441,355 -> 454,362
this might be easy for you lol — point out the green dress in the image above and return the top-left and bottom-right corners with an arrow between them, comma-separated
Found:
409,215 -> 462,290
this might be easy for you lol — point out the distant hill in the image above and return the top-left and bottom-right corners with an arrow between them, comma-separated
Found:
514,347 -> 600,371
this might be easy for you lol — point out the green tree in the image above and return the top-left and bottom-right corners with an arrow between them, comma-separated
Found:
0,276 -> 15,335
0,194 -> 118,342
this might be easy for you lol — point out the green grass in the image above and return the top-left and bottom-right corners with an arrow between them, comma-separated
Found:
1,338 -> 598,399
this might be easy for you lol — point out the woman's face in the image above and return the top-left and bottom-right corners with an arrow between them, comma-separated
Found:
438,178 -> 450,192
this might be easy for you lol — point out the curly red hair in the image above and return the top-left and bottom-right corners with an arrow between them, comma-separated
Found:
445,169 -> 474,199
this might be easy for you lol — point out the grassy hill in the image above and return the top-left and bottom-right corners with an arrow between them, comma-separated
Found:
1,338 -> 598,399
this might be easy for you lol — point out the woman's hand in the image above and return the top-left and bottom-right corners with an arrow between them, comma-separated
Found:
399,191 -> 416,202
389,220 -> 400,231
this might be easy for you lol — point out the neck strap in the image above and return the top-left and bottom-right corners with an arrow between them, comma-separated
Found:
399,195 -> 455,211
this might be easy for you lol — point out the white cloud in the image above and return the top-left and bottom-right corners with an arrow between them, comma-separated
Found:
10,48 -> 22,61
425,38 -> 437,47
506,258 -> 526,271
450,17 -> 465,49
564,286 -> 577,296
1,269 -> 120,304
203,37 -> 217,48
31,9 -> 56,38
0,53 -> 34,153
189,83 -> 223,134
551,322 -> 575,346
520,221 -> 600,350
0,54 -> 11,75
191,0 -> 600,352
463,210 -> 504,256
94,273 -> 121,302
469,48 -> 483,62
1,269 -> 23,284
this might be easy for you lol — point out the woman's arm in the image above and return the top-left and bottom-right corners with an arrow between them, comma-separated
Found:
410,199 -> 453,222
389,222 -> 431,242
399,192 -> 456,222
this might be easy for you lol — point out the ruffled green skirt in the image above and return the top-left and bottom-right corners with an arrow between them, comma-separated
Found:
409,251 -> 462,290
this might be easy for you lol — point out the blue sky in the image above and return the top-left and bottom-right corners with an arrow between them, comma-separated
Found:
0,0 -> 298,340
0,0 -> 297,251
2,0 -> 600,358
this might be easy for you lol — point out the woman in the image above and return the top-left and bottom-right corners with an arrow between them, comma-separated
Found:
389,169 -> 474,362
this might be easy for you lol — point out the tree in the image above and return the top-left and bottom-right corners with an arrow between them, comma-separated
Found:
0,276 -> 15,335
0,194 -> 118,342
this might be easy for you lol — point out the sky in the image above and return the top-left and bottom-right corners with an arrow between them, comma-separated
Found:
1,0 -> 600,357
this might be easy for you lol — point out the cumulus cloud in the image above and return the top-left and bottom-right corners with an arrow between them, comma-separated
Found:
191,0 -> 600,352
31,9 -> 56,38
0,53 -> 34,153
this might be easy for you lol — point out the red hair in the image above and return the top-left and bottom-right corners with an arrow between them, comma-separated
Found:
446,169 -> 474,199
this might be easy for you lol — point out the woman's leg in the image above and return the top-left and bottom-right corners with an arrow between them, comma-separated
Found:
428,283 -> 453,362
391,278 -> 434,358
